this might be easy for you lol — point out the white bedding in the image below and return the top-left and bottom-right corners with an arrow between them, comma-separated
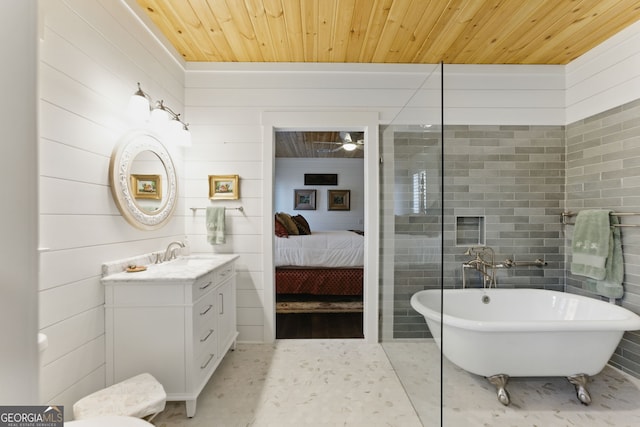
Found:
275,230 -> 364,267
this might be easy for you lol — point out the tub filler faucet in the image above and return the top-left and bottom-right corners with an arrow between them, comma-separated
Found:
462,246 -> 496,288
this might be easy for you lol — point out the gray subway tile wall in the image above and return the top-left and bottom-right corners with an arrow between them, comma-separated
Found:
389,125 -> 566,339
383,98 -> 640,378
565,98 -> 640,379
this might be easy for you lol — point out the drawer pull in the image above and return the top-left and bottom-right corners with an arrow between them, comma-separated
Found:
200,353 -> 215,369
199,281 -> 212,291
219,293 -> 224,315
200,329 -> 214,342
200,304 -> 213,316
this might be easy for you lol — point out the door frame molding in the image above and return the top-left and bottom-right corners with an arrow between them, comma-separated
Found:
262,111 -> 379,343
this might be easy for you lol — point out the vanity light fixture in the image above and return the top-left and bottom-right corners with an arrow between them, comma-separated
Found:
127,82 -> 151,122
178,121 -> 192,147
127,83 -> 192,147
150,99 -> 171,125
168,112 -> 183,133
166,112 -> 192,147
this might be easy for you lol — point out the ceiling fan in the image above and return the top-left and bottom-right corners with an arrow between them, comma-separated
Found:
314,132 -> 364,153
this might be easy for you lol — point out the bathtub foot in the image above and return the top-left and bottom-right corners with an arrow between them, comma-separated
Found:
487,374 -> 511,406
567,374 -> 591,405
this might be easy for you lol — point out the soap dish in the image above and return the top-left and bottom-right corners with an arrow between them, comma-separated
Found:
126,265 -> 147,273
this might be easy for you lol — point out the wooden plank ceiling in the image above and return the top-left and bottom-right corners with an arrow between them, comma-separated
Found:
276,131 -> 364,158
136,0 -> 640,65
135,0 -> 640,157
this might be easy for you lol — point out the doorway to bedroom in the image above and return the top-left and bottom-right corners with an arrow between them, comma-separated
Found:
274,130 -> 365,339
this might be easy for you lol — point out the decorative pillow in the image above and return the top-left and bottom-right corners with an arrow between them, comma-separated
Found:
292,214 -> 311,235
276,212 -> 299,235
275,216 -> 289,237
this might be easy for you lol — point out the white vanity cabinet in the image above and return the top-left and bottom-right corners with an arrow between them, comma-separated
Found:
102,255 -> 238,418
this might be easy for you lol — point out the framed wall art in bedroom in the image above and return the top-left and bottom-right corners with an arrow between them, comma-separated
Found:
294,189 -> 316,210
328,190 -> 350,211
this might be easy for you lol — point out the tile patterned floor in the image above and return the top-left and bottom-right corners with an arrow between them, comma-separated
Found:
383,341 -> 640,427
152,339 -> 640,427
153,340 -> 422,427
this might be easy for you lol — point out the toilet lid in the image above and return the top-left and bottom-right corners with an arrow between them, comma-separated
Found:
65,415 -> 153,426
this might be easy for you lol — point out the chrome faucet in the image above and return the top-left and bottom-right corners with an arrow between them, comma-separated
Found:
462,246 -> 496,288
163,241 -> 186,261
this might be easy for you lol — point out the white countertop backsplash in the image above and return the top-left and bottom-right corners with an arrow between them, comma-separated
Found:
101,251 -> 165,277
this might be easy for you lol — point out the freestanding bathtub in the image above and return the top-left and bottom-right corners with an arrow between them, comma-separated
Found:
410,288 -> 640,405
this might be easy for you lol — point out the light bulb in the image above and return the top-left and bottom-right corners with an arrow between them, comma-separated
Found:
343,142 -> 357,151
168,117 -> 183,136
150,106 -> 170,125
127,92 -> 150,122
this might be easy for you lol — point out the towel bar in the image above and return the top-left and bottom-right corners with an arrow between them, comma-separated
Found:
190,206 -> 244,213
561,211 -> 640,227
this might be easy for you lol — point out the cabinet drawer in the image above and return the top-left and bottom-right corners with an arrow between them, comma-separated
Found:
193,292 -> 216,333
194,324 -> 216,360
195,338 -> 217,379
192,272 -> 215,301
214,263 -> 234,285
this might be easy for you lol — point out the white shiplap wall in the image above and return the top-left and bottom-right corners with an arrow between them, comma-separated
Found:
566,20 -> 640,123
388,63 -> 566,126
444,64 -> 566,125
38,0 -> 185,411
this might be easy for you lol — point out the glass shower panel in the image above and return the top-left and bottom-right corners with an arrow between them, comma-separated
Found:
379,64 -> 443,427
380,62 -> 569,426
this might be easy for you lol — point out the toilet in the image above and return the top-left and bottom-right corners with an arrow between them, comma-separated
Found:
38,334 -> 165,425
72,372 -> 166,420
65,415 -> 153,426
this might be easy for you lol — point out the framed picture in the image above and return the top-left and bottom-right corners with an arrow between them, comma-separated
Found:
209,175 -> 239,200
294,189 -> 316,210
131,174 -> 162,200
328,189 -> 350,211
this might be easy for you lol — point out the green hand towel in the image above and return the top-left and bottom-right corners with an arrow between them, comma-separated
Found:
206,207 -> 226,245
570,210 -> 611,280
591,215 -> 624,299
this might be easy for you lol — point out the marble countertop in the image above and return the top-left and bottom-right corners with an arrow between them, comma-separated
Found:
101,254 -> 239,283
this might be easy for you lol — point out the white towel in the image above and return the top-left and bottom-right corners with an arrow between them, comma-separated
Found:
206,207 -> 226,245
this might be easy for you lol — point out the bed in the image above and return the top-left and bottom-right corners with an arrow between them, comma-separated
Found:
275,230 -> 364,296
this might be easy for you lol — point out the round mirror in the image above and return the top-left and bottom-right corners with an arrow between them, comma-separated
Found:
109,130 -> 178,230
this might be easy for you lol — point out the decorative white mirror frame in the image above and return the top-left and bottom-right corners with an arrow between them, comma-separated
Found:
109,130 -> 178,230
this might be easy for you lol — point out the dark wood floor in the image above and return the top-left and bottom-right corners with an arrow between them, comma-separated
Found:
276,312 -> 364,339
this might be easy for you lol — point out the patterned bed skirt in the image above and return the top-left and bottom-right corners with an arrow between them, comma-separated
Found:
275,267 -> 363,296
